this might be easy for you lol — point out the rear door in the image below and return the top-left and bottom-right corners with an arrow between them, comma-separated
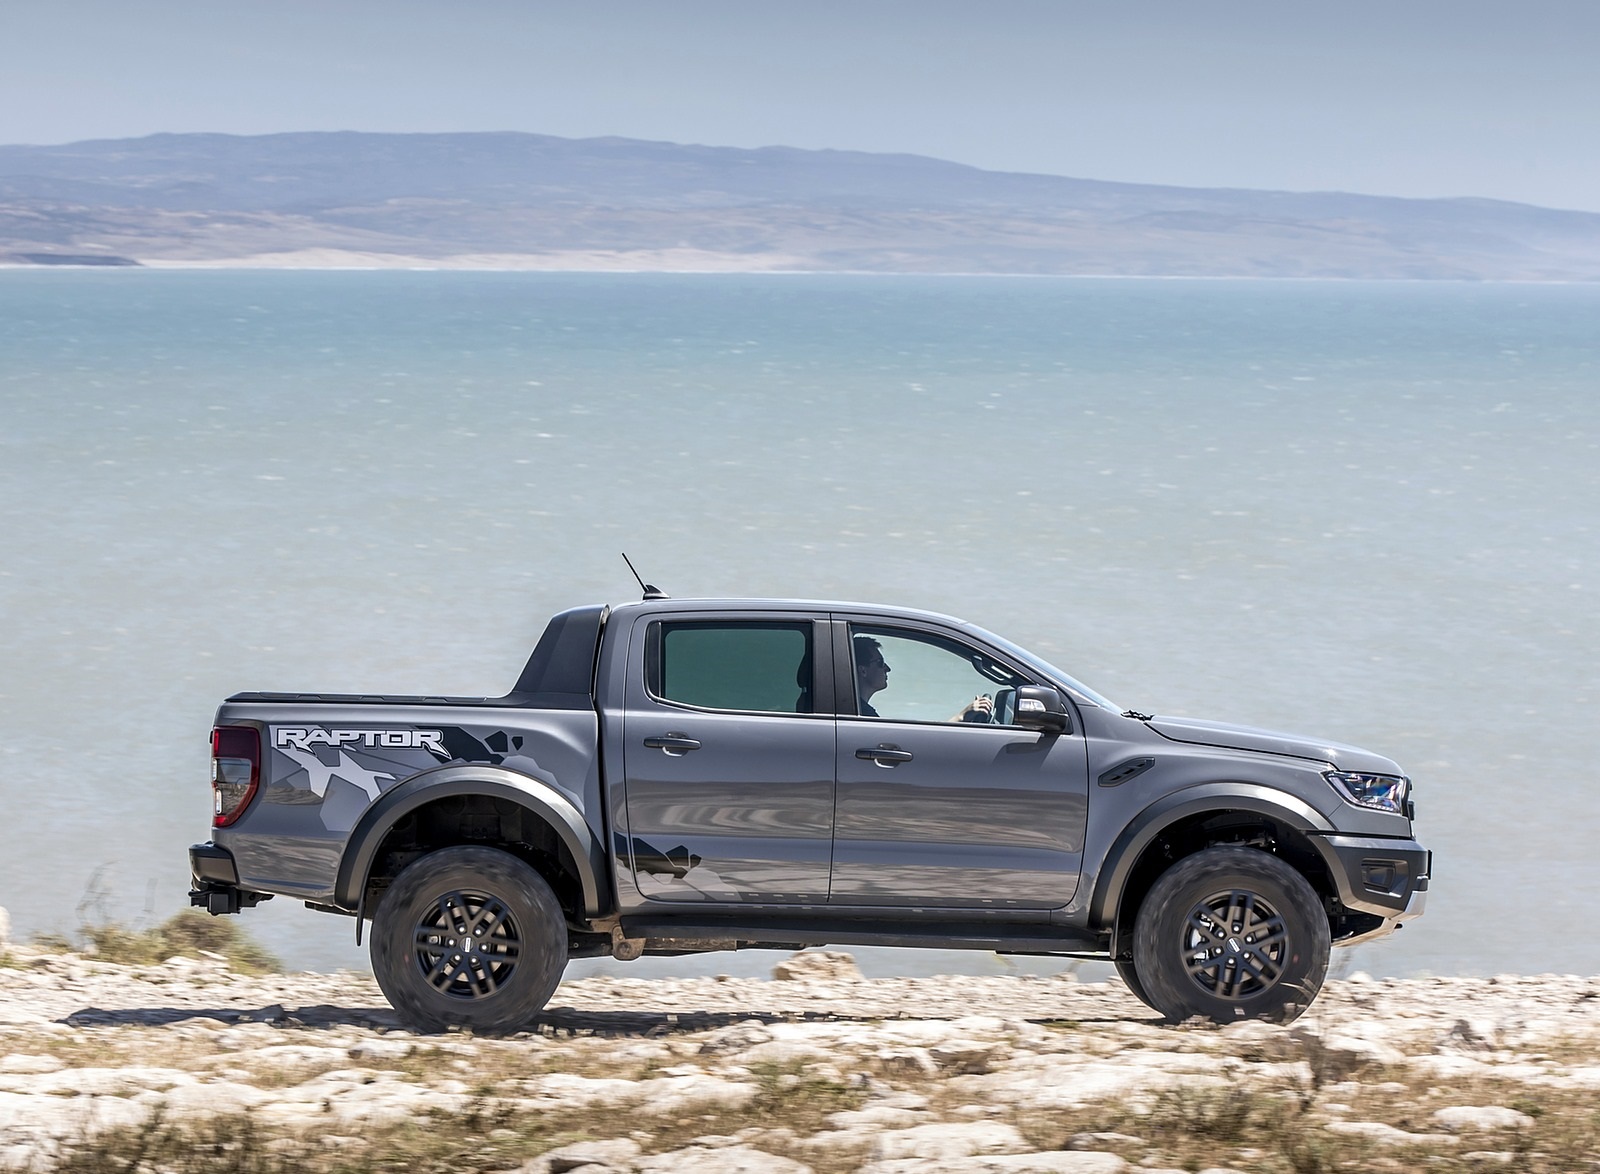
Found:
621,611 -> 835,904
829,619 -> 1089,910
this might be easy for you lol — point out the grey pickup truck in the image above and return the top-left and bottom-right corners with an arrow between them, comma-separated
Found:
191,593 -> 1429,1031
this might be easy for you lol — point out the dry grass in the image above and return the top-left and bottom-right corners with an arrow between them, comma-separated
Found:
25,910 -> 280,975
79,910 -> 281,975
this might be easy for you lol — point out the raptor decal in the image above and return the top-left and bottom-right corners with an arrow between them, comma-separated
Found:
274,726 -> 445,754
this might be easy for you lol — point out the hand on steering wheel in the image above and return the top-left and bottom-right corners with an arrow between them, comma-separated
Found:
959,693 -> 995,723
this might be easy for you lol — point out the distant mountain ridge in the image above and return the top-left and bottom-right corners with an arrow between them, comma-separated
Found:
2,130 -> 1598,279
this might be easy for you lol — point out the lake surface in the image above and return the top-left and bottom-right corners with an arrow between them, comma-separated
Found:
1,270 -> 1596,981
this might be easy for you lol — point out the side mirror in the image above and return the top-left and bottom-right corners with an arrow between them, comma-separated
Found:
1013,685 -> 1071,734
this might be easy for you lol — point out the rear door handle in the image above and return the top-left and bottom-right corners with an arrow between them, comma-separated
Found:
856,744 -> 913,766
644,733 -> 702,756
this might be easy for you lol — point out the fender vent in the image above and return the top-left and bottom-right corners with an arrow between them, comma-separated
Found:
1099,757 -> 1155,787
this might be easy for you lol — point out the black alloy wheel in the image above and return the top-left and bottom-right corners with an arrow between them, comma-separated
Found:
372,846 -> 567,1034
1132,845 -> 1330,1024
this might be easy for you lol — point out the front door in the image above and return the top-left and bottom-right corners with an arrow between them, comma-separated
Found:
830,621 -> 1089,910
622,614 -> 835,904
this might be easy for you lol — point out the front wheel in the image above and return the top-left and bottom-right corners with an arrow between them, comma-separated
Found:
371,846 -> 567,1034
1113,958 -> 1158,1012
1132,846 -> 1329,1024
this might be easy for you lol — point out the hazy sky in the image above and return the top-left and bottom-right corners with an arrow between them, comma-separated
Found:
4,0 -> 1598,211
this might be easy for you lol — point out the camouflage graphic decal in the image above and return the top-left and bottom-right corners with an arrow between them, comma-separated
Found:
268,723 -> 549,833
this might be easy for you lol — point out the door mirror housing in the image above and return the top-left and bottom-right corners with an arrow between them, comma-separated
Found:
1013,685 -> 1071,734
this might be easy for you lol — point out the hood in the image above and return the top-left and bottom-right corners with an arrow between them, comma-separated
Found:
1146,715 -> 1403,775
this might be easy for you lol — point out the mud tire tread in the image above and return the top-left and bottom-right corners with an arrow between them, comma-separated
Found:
1131,845 -> 1329,1025
371,845 -> 566,1034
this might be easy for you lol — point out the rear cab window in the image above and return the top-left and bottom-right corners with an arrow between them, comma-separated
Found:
647,621 -> 814,714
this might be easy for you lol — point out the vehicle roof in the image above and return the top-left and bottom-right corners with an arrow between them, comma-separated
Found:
605,597 -> 980,627
593,596 -> 1123,713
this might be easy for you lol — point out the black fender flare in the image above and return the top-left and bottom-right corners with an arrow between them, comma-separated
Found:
335,764 -> 608,918
1092,782 -> 1335,943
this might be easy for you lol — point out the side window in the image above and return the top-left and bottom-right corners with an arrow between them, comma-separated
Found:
650,622 -> 813,714
850,625 -> 1024,724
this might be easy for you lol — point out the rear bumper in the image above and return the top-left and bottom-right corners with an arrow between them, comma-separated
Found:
188,842 -> 272,915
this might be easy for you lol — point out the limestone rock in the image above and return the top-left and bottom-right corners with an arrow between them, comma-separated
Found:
860,1153 -> 1128,1173
152,1079 -> 275,1121
799,1126 -> 880,1154
1431,1105 -> 1537,1132
518,1072 -> 648,1109
7,1065 -> 194,1097
348,1037 -> 416,1061
772,950 -> 863,982
635,1073 -> 760,1114
1218,1019 -> 1290,1058
1325,1120 -> 1458,1146
519,1137 -> 643,1173
0,1089 -> 151,1138
698,1020 -> 775,1055
635,1145 -> 811,1173
930,1039 -> 1005,1074
873,1121 -> 1029,1161
733,1039 -> 837,1067
231,1043 -> 352,1071
827,1105 -> 930,1130
0,1055 -> 64,1075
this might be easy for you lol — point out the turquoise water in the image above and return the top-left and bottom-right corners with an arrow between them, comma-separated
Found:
2,271 -> 1596,979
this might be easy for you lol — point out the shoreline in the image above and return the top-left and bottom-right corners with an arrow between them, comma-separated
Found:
2,944 -> 1598,1172
2,258 -> 1599,284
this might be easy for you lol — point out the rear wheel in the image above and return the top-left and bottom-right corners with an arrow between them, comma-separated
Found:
371,846 -> 567,1034
1132,846 -> 1329,1024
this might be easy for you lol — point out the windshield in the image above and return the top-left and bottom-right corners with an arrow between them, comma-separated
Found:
972,626 -> 1122,713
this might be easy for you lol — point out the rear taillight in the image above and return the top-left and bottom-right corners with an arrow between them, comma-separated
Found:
211,726 -> 260,827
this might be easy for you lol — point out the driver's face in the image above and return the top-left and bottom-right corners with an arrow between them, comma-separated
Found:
857,650 -> 889,697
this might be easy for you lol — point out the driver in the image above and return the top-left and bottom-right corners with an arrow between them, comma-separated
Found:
853,635 -> 994,722
854,635 -> 889,717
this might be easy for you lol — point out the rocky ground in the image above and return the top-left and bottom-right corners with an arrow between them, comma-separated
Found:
1,934 -> 1598,1173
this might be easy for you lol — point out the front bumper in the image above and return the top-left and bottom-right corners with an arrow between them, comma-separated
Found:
188,842 -> 272,915
1313,833 -> 1430,921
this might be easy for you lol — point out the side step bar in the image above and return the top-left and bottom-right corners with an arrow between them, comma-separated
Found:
616,916 -> 1105,958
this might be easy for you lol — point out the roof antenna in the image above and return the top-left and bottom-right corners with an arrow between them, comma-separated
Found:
622,552 -> 669,601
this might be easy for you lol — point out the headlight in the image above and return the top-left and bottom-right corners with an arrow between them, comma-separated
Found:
1324,771 -> 1411,814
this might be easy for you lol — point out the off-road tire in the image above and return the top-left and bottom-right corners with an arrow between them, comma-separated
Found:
1132,845 -> 1329,1025
371,846 -> 566,1034
1114,957 -> 1158,1012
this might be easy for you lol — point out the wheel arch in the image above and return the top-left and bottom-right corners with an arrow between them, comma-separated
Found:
1094,783 -> 1336,960
335,765 -> 609,920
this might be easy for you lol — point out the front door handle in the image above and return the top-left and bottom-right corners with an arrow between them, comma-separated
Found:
644,733 -> 702,756
856,744 -> 913,767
